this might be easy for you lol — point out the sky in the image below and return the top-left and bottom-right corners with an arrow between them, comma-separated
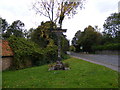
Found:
0,0 -> 119,44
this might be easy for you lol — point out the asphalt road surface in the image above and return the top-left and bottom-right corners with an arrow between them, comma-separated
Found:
67,52 -> 120,72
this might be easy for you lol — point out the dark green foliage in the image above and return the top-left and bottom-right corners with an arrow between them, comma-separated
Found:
71,13 -> 120,52
103,12 -> 120,37
0,18 -> 26,39
29,21 -> 69,58
8,35 -> 58,70
1,17 -> 69,70
61,35 -> 69,53
92,43 -> 120,50
69,45 -> 76,51
72,25 -> 102,52
72,30 -> 81,46
8,35 -> 41,69
7,21 -> 69,70
61,52 -> 70,60
0,17 -> 9,39
80,26 -> 102,52
7,20 -> 25,38
0,17 -> 8,32
25,28 -> 35,39
92,12 -> 120,51
42,45 -> 58,64
30,21 -> 57,48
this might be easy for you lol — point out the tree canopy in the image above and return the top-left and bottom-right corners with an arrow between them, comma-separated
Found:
103,12 -> 120,37
32,0 -> 85,27
28,21 -> 69,54
0,18 -> 26,39
72,25 -> 102,52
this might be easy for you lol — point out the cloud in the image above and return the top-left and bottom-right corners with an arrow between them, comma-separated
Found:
0,0 -> 119,43
0,0 -> 48,29
63,0 -> 119,43
94,0 -> 119,13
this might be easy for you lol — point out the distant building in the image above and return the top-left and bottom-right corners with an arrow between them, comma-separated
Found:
118,1 -> 120,12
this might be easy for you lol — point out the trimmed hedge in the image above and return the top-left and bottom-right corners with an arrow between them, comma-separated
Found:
92,43 -> 120,51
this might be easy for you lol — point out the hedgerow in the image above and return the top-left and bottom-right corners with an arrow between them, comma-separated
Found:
8,35 -> 57,70
92,43 -> 120,51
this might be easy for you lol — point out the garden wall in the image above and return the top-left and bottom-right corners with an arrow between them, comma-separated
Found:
95,50 -> 120,55
1,57 -> 13,70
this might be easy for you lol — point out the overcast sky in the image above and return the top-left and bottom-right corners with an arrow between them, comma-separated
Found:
0,0 -> 119,43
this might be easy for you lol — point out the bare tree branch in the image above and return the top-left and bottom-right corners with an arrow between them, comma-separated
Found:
33,4 -> 50,18
41,0 -> 52,21
32,0 -> 86,26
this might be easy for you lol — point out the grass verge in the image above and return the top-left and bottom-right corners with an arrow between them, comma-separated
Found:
2,57 -> 119,88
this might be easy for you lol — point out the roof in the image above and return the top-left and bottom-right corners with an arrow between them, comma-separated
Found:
0,40 -> 14,56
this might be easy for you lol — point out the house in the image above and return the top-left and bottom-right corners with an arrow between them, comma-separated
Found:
0,40 -> 14,70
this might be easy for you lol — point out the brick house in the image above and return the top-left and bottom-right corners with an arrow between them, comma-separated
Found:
0,40 -> 14,70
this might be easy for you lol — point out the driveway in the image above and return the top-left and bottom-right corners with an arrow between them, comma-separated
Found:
67,52 -> 120,72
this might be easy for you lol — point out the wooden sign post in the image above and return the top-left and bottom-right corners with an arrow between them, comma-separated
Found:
52,27 -> 67,60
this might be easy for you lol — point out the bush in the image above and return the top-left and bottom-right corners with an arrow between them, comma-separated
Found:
37,45 -> 58,65
8,35 -> 58,70
61,52 -> 70,60
69,45 -> 76,51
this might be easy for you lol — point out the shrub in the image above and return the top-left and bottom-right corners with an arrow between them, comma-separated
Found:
69,45 -> 76,51
36,45 -> 58,65
61,52 -> 70,60
8,35 -> 58,70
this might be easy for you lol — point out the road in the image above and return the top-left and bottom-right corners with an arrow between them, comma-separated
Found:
67,52 -> 120,72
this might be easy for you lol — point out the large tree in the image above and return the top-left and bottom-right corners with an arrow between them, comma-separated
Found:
33,0 -> 85,28
30,21 -> 57,48
103,12 -> 120,37
72,30 -> 81,46
29,21 -> 69,55
0,17 -> 9,39
1,19 -> 25,39
72,25 -> 102,52
32,0 -> 85,59
61,34 -> 69,54
8,20 -> 25,37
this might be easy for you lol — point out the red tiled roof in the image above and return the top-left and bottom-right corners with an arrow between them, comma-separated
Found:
0,40 -> 14,56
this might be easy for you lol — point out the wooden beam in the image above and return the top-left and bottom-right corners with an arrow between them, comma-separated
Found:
51,28 -> 67,32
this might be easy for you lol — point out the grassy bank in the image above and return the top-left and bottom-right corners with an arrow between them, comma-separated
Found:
2,57 -> 119,88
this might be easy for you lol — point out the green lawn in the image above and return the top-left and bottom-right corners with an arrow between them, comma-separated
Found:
2,57 -> 119,88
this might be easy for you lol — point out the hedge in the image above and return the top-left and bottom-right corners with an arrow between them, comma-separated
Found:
7,35 -> 58,70
92,43 -> 120,51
